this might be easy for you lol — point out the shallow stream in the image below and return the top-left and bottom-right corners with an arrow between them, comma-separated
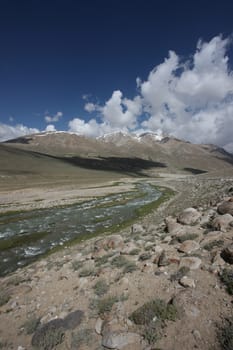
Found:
0,182 -> 161,276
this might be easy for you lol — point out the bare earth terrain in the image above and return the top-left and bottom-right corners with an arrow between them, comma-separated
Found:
0,172 -> 233,350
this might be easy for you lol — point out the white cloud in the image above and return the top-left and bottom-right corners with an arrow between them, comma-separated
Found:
0,123 -> 39,142
45,111 -> 63,123
138,35 -> 233,151
84,102 -> 97,113
45,124 -> 56,132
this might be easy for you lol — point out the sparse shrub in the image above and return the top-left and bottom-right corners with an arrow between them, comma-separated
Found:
143,321 -> 160,344
79,267 -> 95,277
0,292 -> 10,307
31,324 -> 65,350
7,276 -> 23,286
129,248 -> 141,255
111,255 -> 129,268
93,279 -> 109,296
220,269 -> 233,295
139,252 -> 152,261
90,294 -> 127,316
170,266 -> 190,281
129,298 -> 177,325
22,316 -> 41,334
145,245 -> 154,251
203,240 -> 224,251
95,253 -> 113,267
177,234 -> 199,243
71,328 -> 93,348
218,318 -> 233,350
72,260 -> 83,271
123,261 -> 137,274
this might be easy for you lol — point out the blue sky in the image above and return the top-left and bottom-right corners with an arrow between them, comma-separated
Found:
1,0 -> 233,151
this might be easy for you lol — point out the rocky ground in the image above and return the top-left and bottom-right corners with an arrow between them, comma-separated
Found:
0,175 -> 233,350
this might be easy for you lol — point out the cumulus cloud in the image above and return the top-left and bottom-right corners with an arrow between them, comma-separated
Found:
139,35 -> 233,150
45,124 -> 56,132
81,34 -> 233,151
0,123 -> 39,142
45,111 -> 63,123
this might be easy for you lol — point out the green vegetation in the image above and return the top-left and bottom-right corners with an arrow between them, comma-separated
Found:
139,252 -> 152,261
177,233 -> 199,243
93,279 -> 109,296
218,318 -> 233,350
0,292 -> 10,307
71,260 -> 83,271
71,328 -> 93,348
129,298 -> 177,325
90,294 -> 128,316
0,231 -> 49,251
220,269 -> 233,295
203,240 -> 224,251
32,327 -> 65,350
130,298 -> 178,345
95,253 -> 114,266
129,248 -> 141,255
22,316 -> 41,334
79,267 -> 96,277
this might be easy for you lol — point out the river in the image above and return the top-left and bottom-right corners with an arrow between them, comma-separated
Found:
0,182 -> 161,276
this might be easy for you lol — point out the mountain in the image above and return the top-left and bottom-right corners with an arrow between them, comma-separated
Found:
1,131 -> 233,189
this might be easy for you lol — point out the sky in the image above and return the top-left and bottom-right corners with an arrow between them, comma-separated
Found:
1,0 -> 233,152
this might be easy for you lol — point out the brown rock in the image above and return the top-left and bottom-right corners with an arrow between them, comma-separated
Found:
218,199 -> 233,215
179,257 -> 202,270
212,214 -> 233,232
178,240 -> 200,254
178,208 -> 201,225
221,243 -> 233,264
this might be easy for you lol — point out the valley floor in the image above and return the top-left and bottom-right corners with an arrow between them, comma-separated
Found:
0,173 -> 233,349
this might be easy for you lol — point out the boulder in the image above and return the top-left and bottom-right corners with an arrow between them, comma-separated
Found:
179,257 -> 202,270
102,331 -> 141,349
165,216 -> 186,235
178,240 -> 200,254
217,198 -> 233,215
212,214 -> 233,232
178,208 -> 201,225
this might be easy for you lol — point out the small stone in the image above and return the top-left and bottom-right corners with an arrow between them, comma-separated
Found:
95,317 -> 104,335
179,257 -> 202,270
179,276 -> 195,288
178,240 -> 200,254
221,244 -> 233,264
178,208 -> 201,225
158,251 -> 170,267
192,329 -> 202,341
131,224 -> 145,235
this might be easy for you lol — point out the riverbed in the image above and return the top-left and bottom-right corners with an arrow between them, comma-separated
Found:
0,182 -> 161,276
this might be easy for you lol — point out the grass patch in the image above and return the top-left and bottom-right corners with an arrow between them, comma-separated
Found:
90,294 -> 128,316
218,318 -> 233,350
93,279 -> 109,296
129,248 -> 141,255
71,328 -> 93,348
22,316 -> 41,334
220,268 -> 233,295
0,231 -> 49,251
177,234 -> 199,243
139,252 -> 152,261
123,261 -> 137,274
95,253 -> 114,266
129,298 -> 177,325
0,292 -> 10,307
79,267 -> 96,277
71,260 -> 83,271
